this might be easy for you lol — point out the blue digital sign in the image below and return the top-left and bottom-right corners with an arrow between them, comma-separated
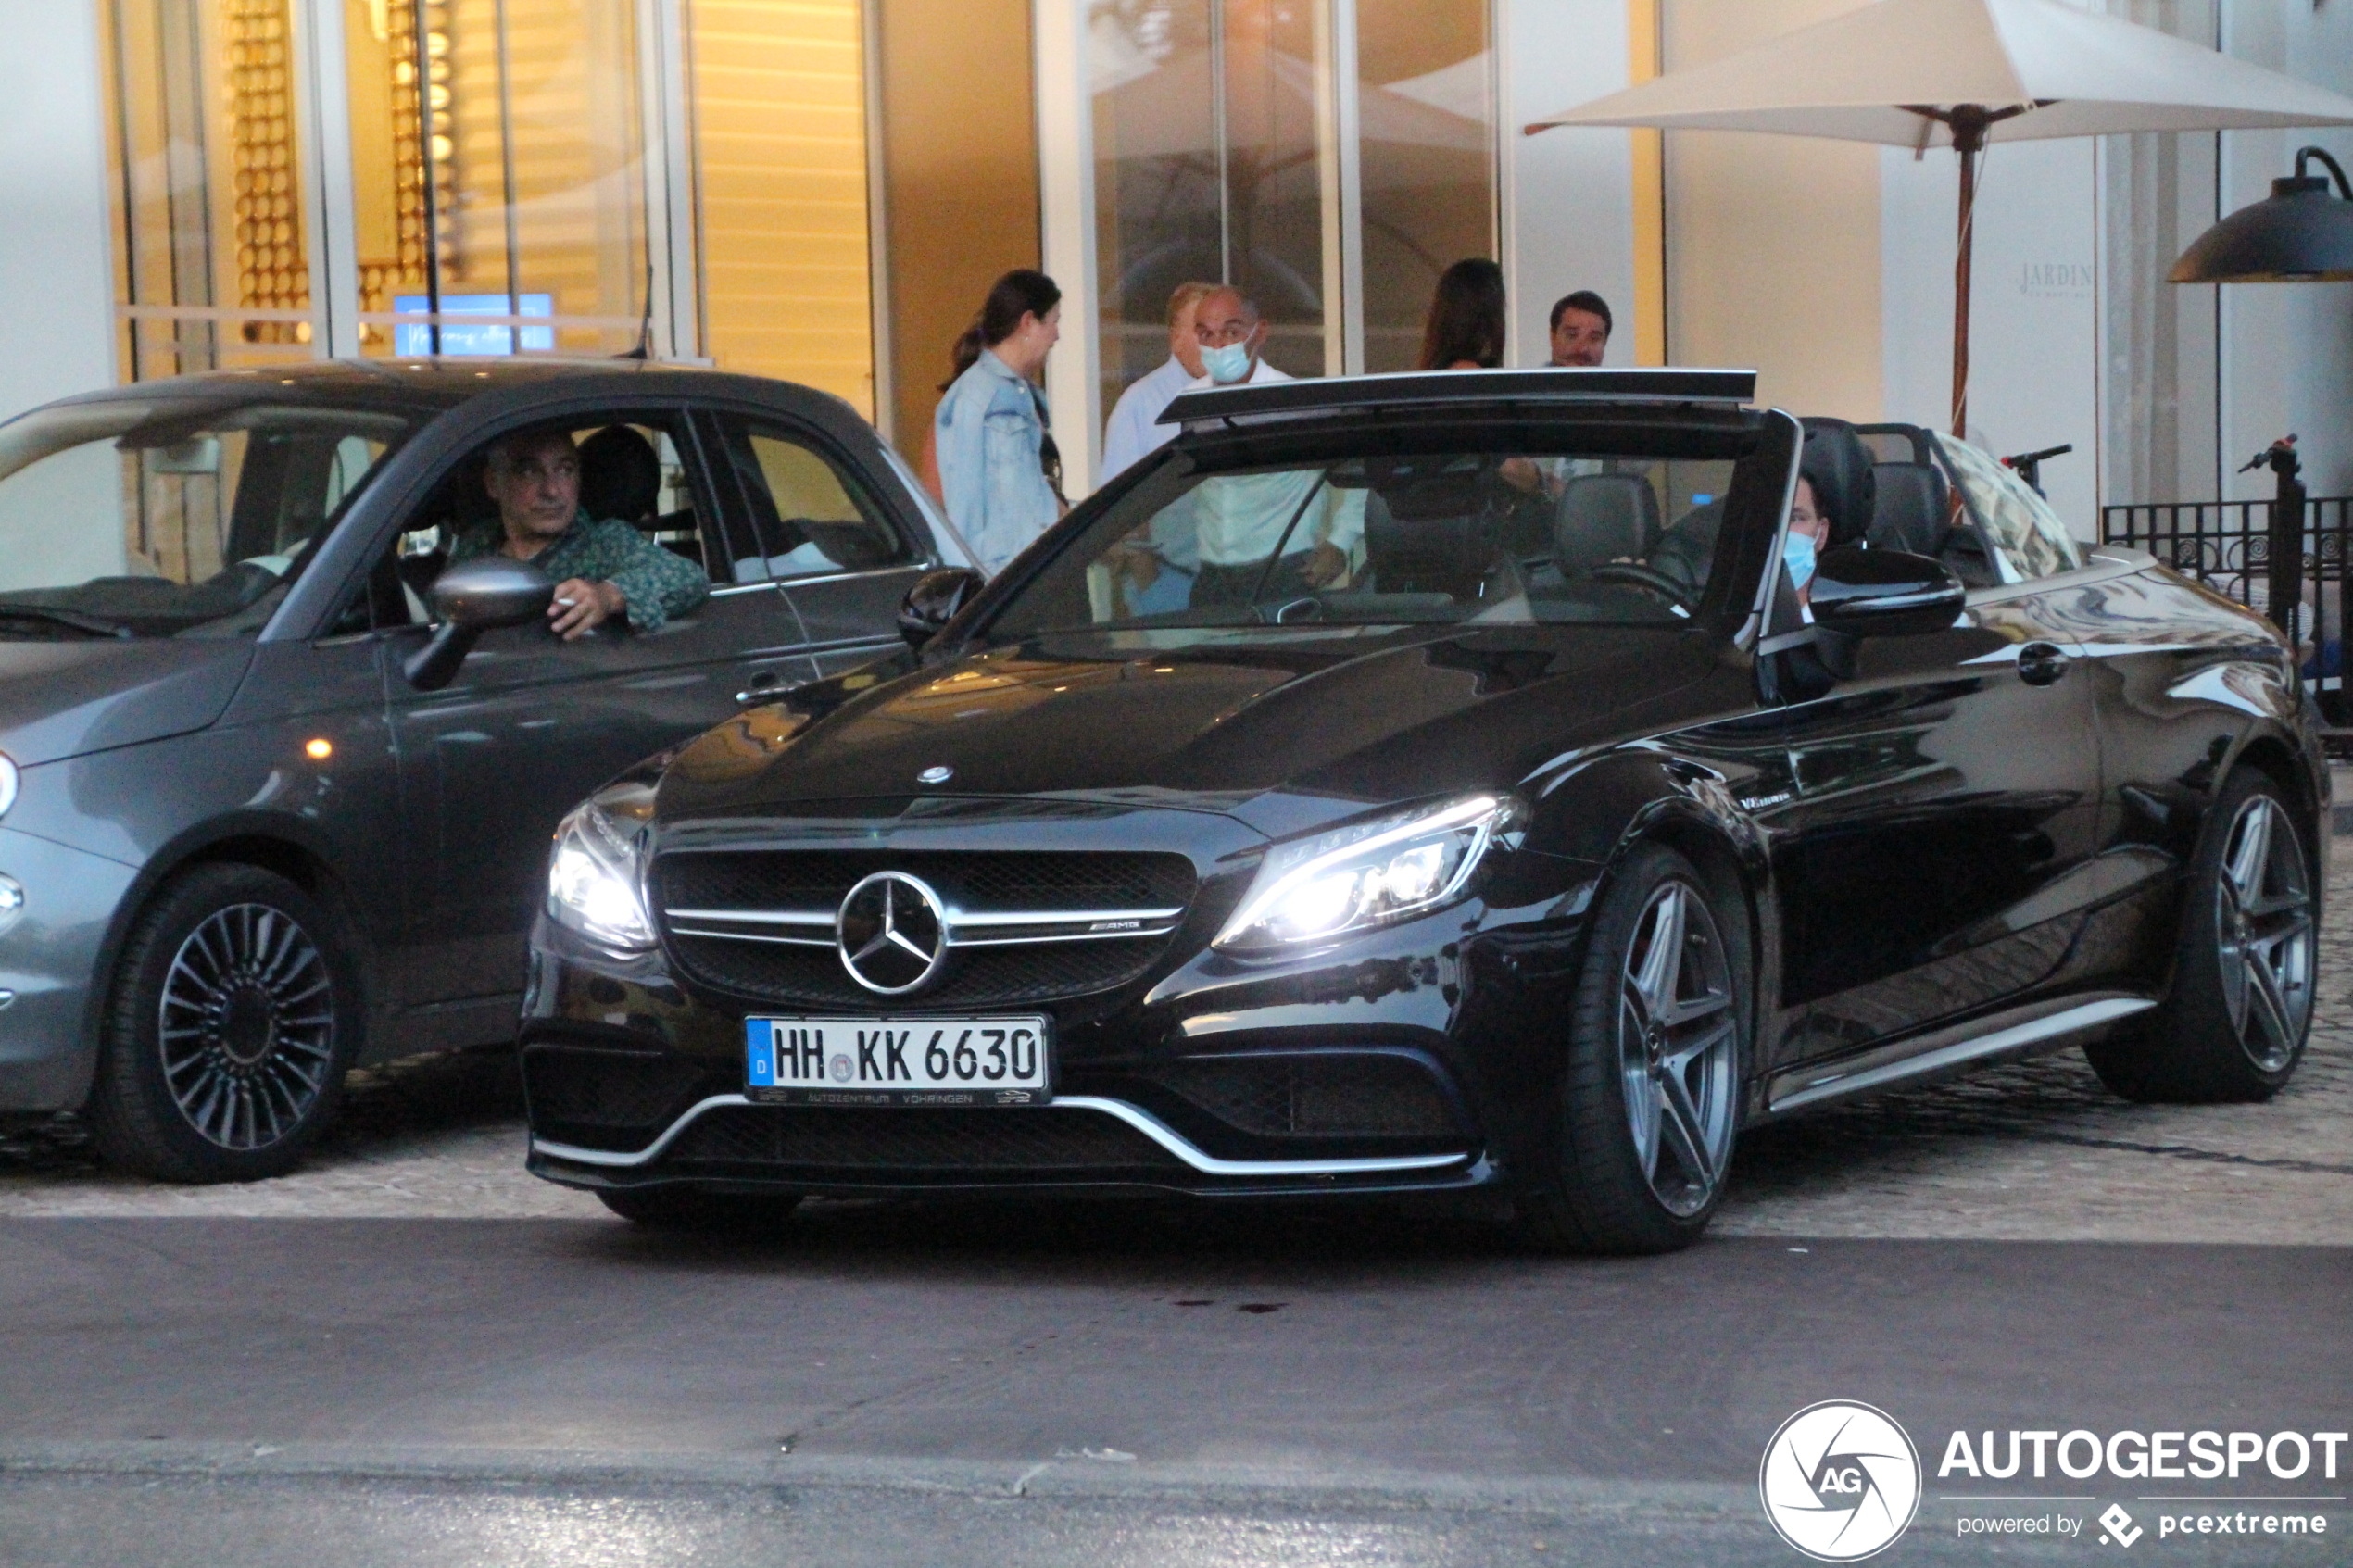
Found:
393,294 -> 554,356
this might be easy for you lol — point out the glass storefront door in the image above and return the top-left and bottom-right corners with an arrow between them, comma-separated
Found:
99,0 -> 879,412
107,0 -> 320,381
341,0 -> 649,358
1089,0 -> 1494,416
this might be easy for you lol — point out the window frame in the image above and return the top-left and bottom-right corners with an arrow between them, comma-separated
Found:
317,403 -> 735,641
697,406 -> 927,587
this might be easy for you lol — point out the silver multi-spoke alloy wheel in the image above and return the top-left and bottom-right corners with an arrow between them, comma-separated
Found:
2214,793 -> 2314,1073
158,902 -> 338,1150
1617,878 -> 1739,1217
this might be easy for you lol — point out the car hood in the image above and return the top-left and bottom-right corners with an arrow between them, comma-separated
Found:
659,624 -> 1722,836
0,639 -> 256,766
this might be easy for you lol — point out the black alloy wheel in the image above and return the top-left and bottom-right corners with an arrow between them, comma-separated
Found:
2087,770 -> 2317,1103
597,1185 -> 805,1232
1516,841 -> 1747,1254
88,864 -> 359,1183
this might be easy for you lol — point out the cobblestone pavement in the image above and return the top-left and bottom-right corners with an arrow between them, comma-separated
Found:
3,848 -> 2347,1242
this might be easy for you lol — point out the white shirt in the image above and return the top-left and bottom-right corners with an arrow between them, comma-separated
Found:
1100,356 -> 1195,483
1175,360 -> 1365,566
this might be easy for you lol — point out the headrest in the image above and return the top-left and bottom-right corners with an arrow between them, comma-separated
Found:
579,425 -> 662,524
1362,493 -> 1494,596
1362,455 -> 1497,521
1554,472 -> 1661,573
1799,418 -> 1876,549
1867,461 -> 1950,557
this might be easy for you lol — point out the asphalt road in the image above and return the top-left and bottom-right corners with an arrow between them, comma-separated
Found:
0,1215 -> 2347,1566
0,848 -> 2346,1564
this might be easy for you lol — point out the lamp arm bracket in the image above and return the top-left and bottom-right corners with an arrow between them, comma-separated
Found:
2295,145 -> 2353,202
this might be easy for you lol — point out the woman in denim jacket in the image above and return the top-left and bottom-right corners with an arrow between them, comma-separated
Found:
935,270 -> 1063,576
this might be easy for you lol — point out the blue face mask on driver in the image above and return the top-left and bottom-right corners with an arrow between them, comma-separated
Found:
1201,341 -> 1253,384
1782,529 -> 1818,590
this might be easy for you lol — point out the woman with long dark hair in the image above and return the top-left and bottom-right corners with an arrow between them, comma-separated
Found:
1417,257 -> 1506,371
933,269 -> 1063,574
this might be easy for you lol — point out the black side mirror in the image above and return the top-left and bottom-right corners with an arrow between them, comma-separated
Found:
898,567 -> 984,648
403,556 -> 556,691
1809,546 -> 1965,638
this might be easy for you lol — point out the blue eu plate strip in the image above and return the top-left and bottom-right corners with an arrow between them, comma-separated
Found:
745,1020 -> 774,1086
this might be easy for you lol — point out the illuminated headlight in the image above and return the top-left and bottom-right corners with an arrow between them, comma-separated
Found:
546,782 -> 657,955
0,754 -> 17,819
1215,795 -> 1515,954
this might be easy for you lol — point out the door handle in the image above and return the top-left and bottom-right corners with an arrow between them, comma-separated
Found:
2017,641 -> 2070,686
736,670 -> 786,705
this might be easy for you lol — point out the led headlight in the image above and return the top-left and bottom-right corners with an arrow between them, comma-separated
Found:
546,781 -> 657,955
1215,794 -> 1515,954
0,754 -> 17,819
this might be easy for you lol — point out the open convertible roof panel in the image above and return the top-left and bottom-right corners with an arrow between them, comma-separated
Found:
1160,368 -> 1759,431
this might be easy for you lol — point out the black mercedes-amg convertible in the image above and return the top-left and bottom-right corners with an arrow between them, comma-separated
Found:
519,368 -> 2324,1252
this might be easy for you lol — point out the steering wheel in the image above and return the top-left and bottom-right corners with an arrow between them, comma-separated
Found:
1585,561 -> 1696,613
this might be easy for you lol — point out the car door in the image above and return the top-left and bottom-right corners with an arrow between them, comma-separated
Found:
1763,535 -> 2105,1065
704,408 -> 937,681
382,408 -> 817,1016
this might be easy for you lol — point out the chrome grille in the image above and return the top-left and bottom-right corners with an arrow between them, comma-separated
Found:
667,930 -> 1172,1009
659,851 -> 1195,917
654,850 -> 1198,1006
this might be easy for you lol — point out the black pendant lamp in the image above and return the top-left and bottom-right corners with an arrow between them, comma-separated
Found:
2171,145 -> 2353,283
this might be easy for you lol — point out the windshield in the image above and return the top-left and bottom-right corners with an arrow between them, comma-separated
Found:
991,443 -> 1747,639
1937,434 -> 2084,583
0,399 -> 416,639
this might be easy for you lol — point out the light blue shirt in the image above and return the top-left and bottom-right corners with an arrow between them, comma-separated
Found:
936,348 -> 1058,577
1100,355 -> 1195,483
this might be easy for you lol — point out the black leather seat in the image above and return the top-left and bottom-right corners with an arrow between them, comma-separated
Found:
1868,460 -> 1951,555
1554,472 -> 1660,574
1363,494 -> 1495,597
1361,458 -> 1503,596
579,426 -> 662,523
1798,418 -> 1876,549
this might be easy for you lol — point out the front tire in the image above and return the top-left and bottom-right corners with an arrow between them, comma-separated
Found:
2085,771 -> 2317,1103
1515,842 -> 1746,1254
87,864 -> 359,1183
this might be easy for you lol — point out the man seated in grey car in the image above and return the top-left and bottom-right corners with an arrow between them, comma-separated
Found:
453,427 -> 709,640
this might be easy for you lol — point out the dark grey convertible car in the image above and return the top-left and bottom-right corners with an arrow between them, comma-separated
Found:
0,359 -> 963,1180
518,369 -> 2325,1252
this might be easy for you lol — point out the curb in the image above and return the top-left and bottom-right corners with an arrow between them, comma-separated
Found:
0,1440 -> 1755,1521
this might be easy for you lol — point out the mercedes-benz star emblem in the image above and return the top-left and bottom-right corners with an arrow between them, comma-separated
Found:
836,871 -> 948,995
917,765 -> 953,784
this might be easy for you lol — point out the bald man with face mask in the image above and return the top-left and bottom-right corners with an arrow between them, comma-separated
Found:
1167,289 -> 1357,602
1101,282 -> 1214,483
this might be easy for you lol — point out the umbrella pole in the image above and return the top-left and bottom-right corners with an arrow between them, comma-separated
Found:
1949,107 -> 1990,439
1953,144 -> 1975,436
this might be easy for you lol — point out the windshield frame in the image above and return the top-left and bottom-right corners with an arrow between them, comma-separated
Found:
952,408 -> 1785,654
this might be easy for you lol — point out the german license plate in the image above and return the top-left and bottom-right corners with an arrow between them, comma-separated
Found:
744,1017 -> 1052,1107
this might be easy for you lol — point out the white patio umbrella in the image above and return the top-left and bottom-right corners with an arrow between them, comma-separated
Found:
1525,0 -> 2353,433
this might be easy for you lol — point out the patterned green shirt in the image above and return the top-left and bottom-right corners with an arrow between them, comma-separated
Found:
452,510 -> 710,633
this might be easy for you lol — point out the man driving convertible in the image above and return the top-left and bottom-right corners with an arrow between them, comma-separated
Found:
452,427 -> 708,639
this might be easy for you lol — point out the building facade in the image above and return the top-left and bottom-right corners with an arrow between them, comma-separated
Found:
2,0 -> 2347,532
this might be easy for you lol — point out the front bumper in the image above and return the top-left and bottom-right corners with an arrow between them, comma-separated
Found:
520,839 -> 1592,1201
0,827 -> 139,1110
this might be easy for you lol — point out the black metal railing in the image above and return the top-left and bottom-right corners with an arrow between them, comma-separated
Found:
2101,495 -> 2353,721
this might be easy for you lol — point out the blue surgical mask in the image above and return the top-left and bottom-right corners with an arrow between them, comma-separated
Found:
1201,341 -> 1252,384
1782,529 -> 1818,590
